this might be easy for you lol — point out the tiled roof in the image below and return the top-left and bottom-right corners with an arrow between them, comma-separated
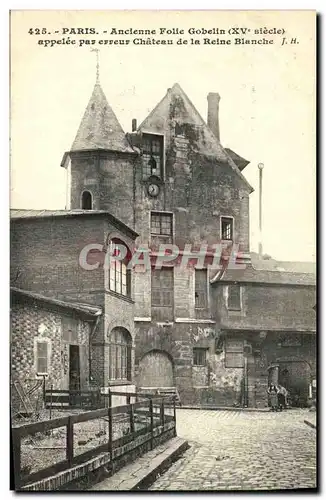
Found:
11,287 -> 102,317
211,266 -> 316,286
10,209 -> 138,239
71,83 -> 134,154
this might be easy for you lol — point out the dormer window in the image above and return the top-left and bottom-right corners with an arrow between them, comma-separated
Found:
142,133 -> 163,180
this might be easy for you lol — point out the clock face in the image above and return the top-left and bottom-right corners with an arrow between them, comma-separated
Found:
147,183 -> 160,197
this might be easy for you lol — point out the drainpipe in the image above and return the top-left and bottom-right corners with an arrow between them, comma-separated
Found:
244,353 -> 248,407
258,163 -> 264,259
88,313 -> 102,385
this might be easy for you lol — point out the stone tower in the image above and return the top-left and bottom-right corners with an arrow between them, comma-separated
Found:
61,82 -> 137,229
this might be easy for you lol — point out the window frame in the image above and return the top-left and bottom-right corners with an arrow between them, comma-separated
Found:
108,328 -> 132,383
141,133 -> 164,181
220,216 -> 234,241
224,338 -> 244,368
151,268 -> 174,308
34,338 -> 51,377
108,240 -> 132,298
227,284 -> 242,311
150,211 -> 173,243
193,347 -> 208,366
194,268 -> 208,309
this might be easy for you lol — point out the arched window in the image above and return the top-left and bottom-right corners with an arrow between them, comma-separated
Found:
108,327 -> 132,382
81,190 -> 92,210
109,238 -> 131,297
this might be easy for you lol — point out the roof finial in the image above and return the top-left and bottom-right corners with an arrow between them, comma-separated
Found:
91,48 -> 100,84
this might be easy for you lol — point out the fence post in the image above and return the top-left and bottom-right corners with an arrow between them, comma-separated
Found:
42,375 -> 46,405
49,384 -> 53,420
66,416 -> 74,466
160,399 -> 165,427
173,397 -> 177,436
12,427 -> 21,490
149,399 -> 154,450
108,391 -> 113,460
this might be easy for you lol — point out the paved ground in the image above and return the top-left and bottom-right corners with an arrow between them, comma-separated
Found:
150,409 -> 317,491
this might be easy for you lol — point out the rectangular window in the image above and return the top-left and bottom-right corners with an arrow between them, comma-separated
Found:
151,268 -> 173,307
221,217 -> 233,240
109,330 -> 131,382
193,348 -> 207,366
109,260 -> 131,297
227,284 -> 241,311
36,341 -> 49,375
195,269 -> 208,308
225,339 -> 244,368
142,134 -> 164,180
151,212 -> 173,243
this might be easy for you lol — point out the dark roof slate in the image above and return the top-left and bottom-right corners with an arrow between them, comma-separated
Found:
11,287 -> 102,317
71,83 -> 134,154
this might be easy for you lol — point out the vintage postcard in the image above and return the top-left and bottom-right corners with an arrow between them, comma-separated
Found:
10,10 -> 316,492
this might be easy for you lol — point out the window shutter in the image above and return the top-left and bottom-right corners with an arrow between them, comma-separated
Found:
228,285 -> 241,310
195,269 -> 208,308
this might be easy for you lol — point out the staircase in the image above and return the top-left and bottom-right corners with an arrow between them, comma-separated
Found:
139,387 -> 182,406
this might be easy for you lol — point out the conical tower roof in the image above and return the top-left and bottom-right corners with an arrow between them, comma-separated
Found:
71,83 -> 134,153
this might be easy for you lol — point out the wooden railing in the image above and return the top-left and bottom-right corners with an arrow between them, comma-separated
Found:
12,392 -> 176,490
44,388 -> 103,410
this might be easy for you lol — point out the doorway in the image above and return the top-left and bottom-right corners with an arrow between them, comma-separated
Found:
69,345 -> 81,392
278,361 -> 310,407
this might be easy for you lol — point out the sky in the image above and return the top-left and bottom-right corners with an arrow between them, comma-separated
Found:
10,10 -> 316,262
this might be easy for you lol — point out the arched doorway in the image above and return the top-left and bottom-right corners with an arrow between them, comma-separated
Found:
278,360 -> 311,407
138,350 -> 174,388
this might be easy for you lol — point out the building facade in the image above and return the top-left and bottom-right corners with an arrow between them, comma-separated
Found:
10,210 -> 138,397
11,79 -> 316,408
10,288 -> 101,415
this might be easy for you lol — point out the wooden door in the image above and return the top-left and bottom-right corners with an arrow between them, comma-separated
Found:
138,350 -> 174,388
69,345 -> 81,392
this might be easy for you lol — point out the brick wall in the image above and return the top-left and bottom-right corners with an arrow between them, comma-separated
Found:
10,216 -> 106,301
214,282 -> 316,332
10,215 -> 137,390
10,300 -> 92,415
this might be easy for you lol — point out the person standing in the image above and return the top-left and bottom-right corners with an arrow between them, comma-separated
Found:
267,384 -> 279,411
276,384 -> 288,410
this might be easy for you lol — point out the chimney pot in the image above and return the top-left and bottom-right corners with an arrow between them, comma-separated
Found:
132,118 -> 137,132
207,92 -> 221,141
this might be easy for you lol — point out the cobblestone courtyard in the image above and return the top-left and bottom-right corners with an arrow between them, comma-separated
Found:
150,409 -> 317,491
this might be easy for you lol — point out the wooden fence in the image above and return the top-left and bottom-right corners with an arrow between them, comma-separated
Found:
12,392 -> 176,490
44,388 -> 103,410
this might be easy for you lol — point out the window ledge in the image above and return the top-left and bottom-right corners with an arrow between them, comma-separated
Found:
105,289 -> 134,304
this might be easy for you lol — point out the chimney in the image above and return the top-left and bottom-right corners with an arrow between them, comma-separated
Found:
207,92 -> 221,141
132,118 -> 137,132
